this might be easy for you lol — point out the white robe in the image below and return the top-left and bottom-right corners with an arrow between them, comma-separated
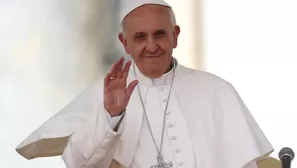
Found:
60,61 -> 273,168
15,60 -> 273,168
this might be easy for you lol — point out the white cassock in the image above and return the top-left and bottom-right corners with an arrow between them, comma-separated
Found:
15,59 -> 273,168
39,58 -> 271,168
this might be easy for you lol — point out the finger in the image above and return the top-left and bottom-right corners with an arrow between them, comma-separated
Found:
110,57 -> 124,77
104,72 -> 114,86
105,57 -> 125,87
116,57 -> 124,78
126,80 -> 138,97
122,60 -> 132,80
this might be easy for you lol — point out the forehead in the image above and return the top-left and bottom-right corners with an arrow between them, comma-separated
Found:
123,5 -> 172,33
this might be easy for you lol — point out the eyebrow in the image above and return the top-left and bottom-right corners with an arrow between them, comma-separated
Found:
154,29 -> 167,35
132,29 -> 167,39
132,32 -> 146,39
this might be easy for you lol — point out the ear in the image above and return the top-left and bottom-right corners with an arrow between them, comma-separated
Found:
172,25 -> 180,48
118,33 -> 130,54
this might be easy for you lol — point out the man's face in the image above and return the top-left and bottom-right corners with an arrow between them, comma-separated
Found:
119,4 -> 180,78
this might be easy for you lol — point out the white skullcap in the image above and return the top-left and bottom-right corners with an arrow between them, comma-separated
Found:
119,0 -> 171,23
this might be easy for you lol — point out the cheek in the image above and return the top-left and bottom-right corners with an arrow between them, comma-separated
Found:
159,40 -> 173,52
129,44 -> 145,58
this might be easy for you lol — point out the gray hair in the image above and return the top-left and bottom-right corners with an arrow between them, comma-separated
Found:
120,7 -> 177,36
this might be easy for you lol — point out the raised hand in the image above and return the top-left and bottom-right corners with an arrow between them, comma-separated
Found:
104,57 -> 138,117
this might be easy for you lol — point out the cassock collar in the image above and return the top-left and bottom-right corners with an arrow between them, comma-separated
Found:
130,57 -> 179,86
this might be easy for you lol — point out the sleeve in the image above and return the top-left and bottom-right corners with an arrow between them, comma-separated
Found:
105,109 -> 124,130
62,104 -> 125,168
216,81 -> 274,168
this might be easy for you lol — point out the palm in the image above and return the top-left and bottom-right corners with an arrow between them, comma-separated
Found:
104,57 -> 138,117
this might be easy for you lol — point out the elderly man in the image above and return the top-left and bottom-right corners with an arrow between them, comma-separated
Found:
60,0 -> 274,168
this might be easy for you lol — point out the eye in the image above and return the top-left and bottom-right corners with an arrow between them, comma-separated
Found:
135,34 -> 146,40
154,30 -> 167,37
133,32 -> 147,41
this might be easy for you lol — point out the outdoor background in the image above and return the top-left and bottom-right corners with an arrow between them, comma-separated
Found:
1,0 -> 296,167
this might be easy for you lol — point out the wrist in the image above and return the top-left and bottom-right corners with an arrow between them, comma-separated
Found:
107,109 -> 126,117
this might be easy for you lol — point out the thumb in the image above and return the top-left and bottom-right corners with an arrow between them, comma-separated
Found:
126,80 -> 138,98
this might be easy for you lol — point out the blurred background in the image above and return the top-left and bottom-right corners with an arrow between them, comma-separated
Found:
1,0 -> 296,167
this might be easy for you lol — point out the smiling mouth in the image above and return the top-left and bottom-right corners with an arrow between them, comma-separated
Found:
144,56 -> 160,58
143,53 -> 163,58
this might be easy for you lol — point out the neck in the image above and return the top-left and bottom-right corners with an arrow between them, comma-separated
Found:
149,58 -> 175,79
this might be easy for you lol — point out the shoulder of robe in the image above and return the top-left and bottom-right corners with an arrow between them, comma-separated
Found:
177,66 -> 274,168
176,65 -> 245,120
177,65 -> 244,122
186,67 -> 246,114
177,65 -> 233,89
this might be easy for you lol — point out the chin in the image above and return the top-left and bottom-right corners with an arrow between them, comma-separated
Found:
138,56 -> 171,77
143,66 -> 167,78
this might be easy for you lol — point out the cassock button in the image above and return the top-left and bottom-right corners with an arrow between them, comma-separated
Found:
162,98 -> 167,102
175,149 -> 180,153
178,162 -> 184,166
171,136 -> 176,140
166,111 -> 171,115
168,124 -> 174,128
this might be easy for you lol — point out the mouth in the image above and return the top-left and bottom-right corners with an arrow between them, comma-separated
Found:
142,53 -> 164,58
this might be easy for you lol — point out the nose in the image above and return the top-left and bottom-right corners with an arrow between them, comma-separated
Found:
145,36 -> 158,52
